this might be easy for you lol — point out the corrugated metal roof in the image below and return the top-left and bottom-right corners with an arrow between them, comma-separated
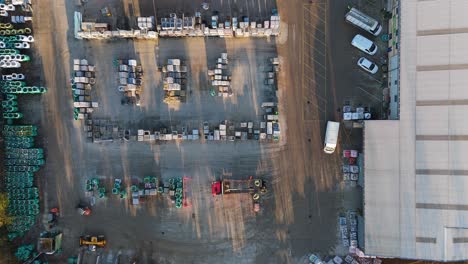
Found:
363,0 -> 468,261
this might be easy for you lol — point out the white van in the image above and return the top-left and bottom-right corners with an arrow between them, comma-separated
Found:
323,121 -> 340,154
351,34 -> 378,55
345,8 -> 382,36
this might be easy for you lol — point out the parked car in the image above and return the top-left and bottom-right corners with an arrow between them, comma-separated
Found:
351,34 -> 377,55
357,57 -> 378,74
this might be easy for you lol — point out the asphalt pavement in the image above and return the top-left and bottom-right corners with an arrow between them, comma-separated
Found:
25,0 -> 387,263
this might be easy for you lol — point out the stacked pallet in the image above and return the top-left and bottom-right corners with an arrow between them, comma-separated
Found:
261,102 -> 280,141
137,129 -> 155,142
208,53 -> 232,97
72,59 -> 98,120
348,211 -> 358,253
76,11 -> 281,39
137,16 -> 155,30
264,57 -> 279,86
342,150 -> 359,182
88,119 -> 122,142
162,58 -> 187,103
117,59 -> 143,106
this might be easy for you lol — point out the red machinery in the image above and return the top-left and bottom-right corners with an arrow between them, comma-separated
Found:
77,203 -> 91,216
47,208 -> 60,228
211,177 -> 266,197
211,177 -> 267,213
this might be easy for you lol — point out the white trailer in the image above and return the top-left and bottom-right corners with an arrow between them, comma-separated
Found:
323,121 -> 340,154
345,8 -> 382,36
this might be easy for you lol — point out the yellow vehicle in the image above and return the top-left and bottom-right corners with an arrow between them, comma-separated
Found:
79,235 -> 106,248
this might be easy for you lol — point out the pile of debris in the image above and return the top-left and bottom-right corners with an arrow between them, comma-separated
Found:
71,59 -> 98,120
208,52 -> 232,97
116,59 -> 143,106
162,58 -> 187,104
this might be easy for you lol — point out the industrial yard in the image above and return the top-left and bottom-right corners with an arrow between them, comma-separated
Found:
1,0 -> 392,263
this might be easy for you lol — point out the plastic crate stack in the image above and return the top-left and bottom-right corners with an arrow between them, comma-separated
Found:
339,216 -> 349,248
3,125 -> 43,238
208,53 -> 232,97
162,59 -> 187,104
342,150 -> 359,182
169,177 -> 183,208
111,178 -> 127,199
116,59 -> 143,105
71,59 -> 98,120
85,178 -> 106,199
348,211 -> 358,253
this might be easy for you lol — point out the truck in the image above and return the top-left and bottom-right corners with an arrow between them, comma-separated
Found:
323,121 -> 340,154
212,178 -> 266,213
37,232 -> 63,255
345,7 -> 382,36
211,178 -> 266,198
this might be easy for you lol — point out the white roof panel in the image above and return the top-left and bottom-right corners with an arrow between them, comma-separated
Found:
363,121 -> 400,257
364,0 -> 468,261
415,141 -> 449,170
416,106 -> 448,135
416,71 -> 449,101
451,0 -> 468,28
417,0 -> 449,31
450,34 -> 468,64
417,35 -> 450,66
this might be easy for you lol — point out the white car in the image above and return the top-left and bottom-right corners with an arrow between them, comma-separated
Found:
351,34 -> 378,55
357,57 -> 378,74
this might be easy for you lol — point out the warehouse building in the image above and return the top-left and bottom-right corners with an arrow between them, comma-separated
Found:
362,0 -> 468,261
